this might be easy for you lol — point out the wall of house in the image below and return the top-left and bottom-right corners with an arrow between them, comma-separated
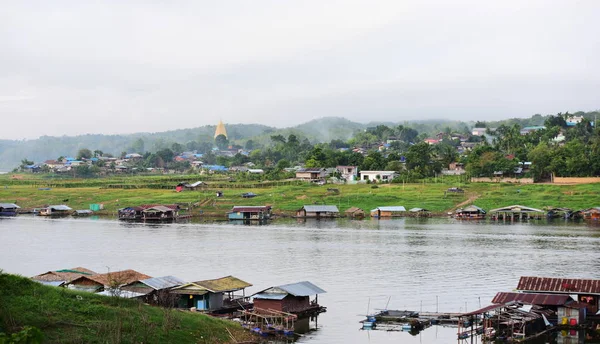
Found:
282,296 -> 310,313
254,299 -> 283,312
209,292 -> 224,310
470,177 -> 534,184
553,177 -> 600,184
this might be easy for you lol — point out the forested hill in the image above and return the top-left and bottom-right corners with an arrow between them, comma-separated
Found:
0,118 -> 371,171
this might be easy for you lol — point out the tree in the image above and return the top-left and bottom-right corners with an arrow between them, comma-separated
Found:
245,140 -> 255,151
131,138 -> 145,153
76,148 -> 92,160
215,134 -> 229,150
19,158 -> 34,171
93,150 -> 103,157
171,143 -> 183,154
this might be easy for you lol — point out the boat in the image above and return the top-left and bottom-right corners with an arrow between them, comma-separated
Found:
454,205 -> 486,219
72,210 -> 94,217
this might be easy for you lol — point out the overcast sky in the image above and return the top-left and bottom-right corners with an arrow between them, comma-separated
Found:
1,1 -> 599,140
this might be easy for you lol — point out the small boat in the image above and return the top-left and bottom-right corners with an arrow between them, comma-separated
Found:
72,210 -> 93,217
0,203 -> 20,217
39,205 -> 72,217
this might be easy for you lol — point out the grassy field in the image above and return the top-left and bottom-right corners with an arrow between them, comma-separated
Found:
1,174 -> 600,217
0,272 -> 254,343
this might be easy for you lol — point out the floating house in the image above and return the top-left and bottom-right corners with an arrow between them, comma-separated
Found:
296,205 -> 339,218
118,206 -> 145,220
39,205 -> 72,217
344,207 -> 365,219
409,208 -> 431,217
122,275 -> 185,306
31,267 -> 97,286
72,209 -> 94,217
491,292 -> 584,324
66,269 -> 151,293
228,206 -> 272,221
0,203 -> 20,216
370,206 -> 406,218
142,205 -> 179,221
517,276 -> 600,315
546,207 -> 574,219
454,205 -> 486,219
171,275 -> 252,312
581,207 -> 600,220
252,281 -> 326,316
488,205 -> 545,220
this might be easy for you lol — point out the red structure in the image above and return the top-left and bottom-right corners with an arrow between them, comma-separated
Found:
252,281 -> 326,316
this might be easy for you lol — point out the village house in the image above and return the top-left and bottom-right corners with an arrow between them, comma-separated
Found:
566,116 -> 585,126
517,276 -> 600,315
32,267 -> 97,287
520,126 -> 546,135
295,168 -> 326,180
360,170 -> 398,183
252,281 -> 326,316
296,205 -> 339,218
581,207 -> 600,220
471,127 -> 488,136
121,276 -> 185,306
335,165 -> 358,181
66,269 -> 151,293
228,206 -> 272,220
370,206 -> 406,218
170,275 -> 252,312
0,203 -> 20,216
492,292 -> 585,325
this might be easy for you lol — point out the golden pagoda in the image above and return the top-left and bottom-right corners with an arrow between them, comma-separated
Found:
214,119 -> 227,139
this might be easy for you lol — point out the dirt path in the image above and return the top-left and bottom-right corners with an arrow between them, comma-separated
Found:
448,193 -> 480,212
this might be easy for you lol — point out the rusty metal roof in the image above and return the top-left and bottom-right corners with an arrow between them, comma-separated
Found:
492,292 -> 573,306
517,276 -> 600,294
70,269 -> 151,287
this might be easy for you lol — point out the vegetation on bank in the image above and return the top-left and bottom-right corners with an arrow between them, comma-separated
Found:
0,271 -> 253,344
2,174 -> 600,216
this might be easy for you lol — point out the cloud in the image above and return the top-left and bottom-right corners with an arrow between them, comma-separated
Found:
0,0 -> 599,139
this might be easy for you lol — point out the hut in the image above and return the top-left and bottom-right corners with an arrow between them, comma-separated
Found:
581,207 -> 600,220
295,168 -> 326,180
296,205 -> 339,218
409,208 -> 431,217
121,276 -> 185,306
491,292 -> 584,324
176,181 -> 206,192
546,207 -> 573,219
0,203 -> 20,216
488,205 -> 545,221
118,206 -> 145,220
517,276 -> 600,315
39,205 -> 72,217
370,206 -> 406,218
66,269 -> 151,293
32,267 -> 97,286
252,281 -> 326,316
454,205 -> 486,219
228,206 -> 272,220
171,276 -> 252,312
345,207 -> 365,219
142,205 -> 179,221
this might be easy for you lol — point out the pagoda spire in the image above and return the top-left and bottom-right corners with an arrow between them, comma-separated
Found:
214,119 -> 227,139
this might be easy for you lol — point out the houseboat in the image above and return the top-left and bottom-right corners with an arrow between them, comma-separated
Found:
252,281 -> 326,317
408,208 -> 431,217
228,206 -> 272,221
0,203 -> 20,217
39,205 -> 73,217
454,205 -> 486,219
171,275 -> 252,313
370,206 -> 406,218
345,207 -> 365,219
296,205 -> 339,218
488,205 -> 545,220
581,207 -> 600,220
118,204 -> 183,222
517,276 -> 600,315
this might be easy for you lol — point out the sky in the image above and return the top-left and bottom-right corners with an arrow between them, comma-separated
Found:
1,0 -> 599,140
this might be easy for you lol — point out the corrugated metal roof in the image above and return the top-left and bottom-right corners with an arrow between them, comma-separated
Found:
97,290 -> 146,298
71,269 -> 151,287
142,205 -> 173,212
409,208 -> 429,212
48,205 -> 72,211
253,293 -> 286,300
140,276 -> 185,290
517,276 -> 600,294
302,205 -> 339,213
372,206 -> 406,212
457,205 -> 486,213
0,203 -> 20,209
492,292 -> 573,306
36,280 -> 65,287
231,206 -> 271,212
488,205 -> 545,213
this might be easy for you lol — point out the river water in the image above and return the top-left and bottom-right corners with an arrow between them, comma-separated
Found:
1,216 -> 600,343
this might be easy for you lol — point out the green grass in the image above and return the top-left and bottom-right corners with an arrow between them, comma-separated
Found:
0,272 -> 253,344
2,173 -> 600,216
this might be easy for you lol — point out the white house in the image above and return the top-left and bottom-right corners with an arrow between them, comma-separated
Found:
360,171 -> 398,182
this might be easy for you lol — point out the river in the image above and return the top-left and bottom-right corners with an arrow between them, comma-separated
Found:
1,216 -> 600,343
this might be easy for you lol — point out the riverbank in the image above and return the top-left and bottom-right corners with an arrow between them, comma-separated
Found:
0,271 -> 255,343
1,174 -> 600,218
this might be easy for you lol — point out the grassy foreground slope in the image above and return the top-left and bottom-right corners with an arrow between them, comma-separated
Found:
0,272 -> 253,344
1,174 -> 600,216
